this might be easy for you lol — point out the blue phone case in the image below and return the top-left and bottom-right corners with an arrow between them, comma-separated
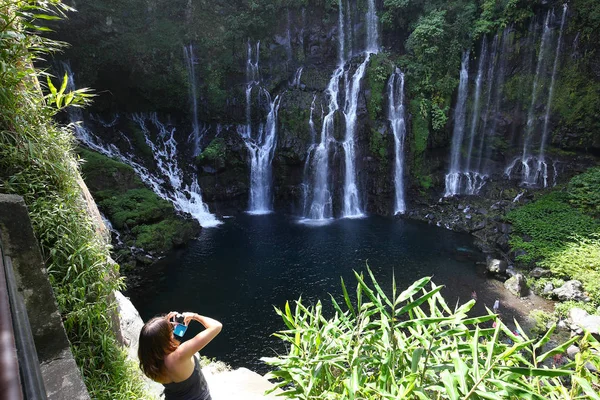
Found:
173,324 -> 188,337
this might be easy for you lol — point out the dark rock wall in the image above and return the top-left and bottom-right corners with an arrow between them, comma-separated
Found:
50,0 -> 600,217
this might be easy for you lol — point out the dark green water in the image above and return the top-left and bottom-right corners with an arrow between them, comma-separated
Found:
128,214 -> 505,373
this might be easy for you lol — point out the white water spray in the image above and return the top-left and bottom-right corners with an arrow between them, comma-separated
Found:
388,69 -> 407,215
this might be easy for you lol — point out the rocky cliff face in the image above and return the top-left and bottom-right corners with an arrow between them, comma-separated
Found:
51,0 -> 600,221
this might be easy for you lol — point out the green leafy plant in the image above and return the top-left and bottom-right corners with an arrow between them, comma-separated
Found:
264,268 -> 600,399
568,167 -> 600,218
0,1 -> 147,398
506,191 -> 599,265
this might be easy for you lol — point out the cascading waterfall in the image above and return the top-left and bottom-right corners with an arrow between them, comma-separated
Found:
302,67 -> 343,222
242,40 -> 282,214
444,51 -> 470,197
476,31 -> 505,173
301,0 -> 379,221
62,62 -> 220,227
244,94 -> 281,214
340,0 -> 379,218
465,38 -> 487,173
538,5 -> 567,175
388,69 -> 407,215
291,67 -> 303,87
366,0 -> 380,54
505,6 -> 567,187
342,54 -> 370,218
183,44 -> 202,157
520,11 -> 552,186
300,0 -> 346,223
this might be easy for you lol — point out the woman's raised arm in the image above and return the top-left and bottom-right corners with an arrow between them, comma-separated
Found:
175,313 -> 222,359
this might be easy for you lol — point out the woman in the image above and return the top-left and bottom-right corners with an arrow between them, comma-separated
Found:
138,311 -> 222,400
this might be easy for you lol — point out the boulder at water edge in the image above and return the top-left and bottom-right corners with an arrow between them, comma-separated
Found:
487,258 -> 508,275
553,280 -> 590,302
504,273 -> 528,297
569,308 -> 600,336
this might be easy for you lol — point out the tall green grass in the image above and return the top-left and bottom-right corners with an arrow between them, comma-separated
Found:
0,1 -> 147,398
264,268 -> 600,399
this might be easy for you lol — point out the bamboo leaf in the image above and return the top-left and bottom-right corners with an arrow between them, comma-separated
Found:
494,366 -> 573,377
572,376 -> 600,400
537,336 -> 579,363
395,276 -> 431,305
397,285 -> 443,316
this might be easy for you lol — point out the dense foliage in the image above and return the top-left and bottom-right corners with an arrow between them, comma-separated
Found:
506,191 -> 599,265
80,148 -> 197,249
264,269 -> 600,399
568,166 -> 600,218
0,1 -> 146,398
507,168 -> 600,307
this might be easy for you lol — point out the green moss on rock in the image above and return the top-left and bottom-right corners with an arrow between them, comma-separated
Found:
366,53 -> 394,121
197,137 -> 227,171
79,149 -> 199,255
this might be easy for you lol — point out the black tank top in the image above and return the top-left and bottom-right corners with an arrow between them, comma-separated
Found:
162,356 -> 211,400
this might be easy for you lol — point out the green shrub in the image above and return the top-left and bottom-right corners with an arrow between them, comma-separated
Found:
366,53 -> 394,121
555,301 -> 598,319
264,268 -> 600,399
506,191 -> 599,265
0,2 -> 147,398
568,167 -> 600,218
98,188 -> 175,229
529,310 -> 555,337
131,219 -> 196,253
539,235 -> 600,304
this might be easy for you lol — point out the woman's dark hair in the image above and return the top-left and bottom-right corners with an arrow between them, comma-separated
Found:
138,316 -> 179,381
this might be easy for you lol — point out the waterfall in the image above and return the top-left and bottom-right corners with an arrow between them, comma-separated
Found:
244,94 -> 281,214
388,69 -> 407,215
520,11 -> 552,186
505,7 -> 567,187
337,0 -> 346,64
444,51 -> 470,197
291,67 -> 303,88
301,95 -> 319,217
242,40 -> 282,214
302,67 -> 343,222
366,0 -> 380,53
183,44 -> 202,157
477,30 -> 506,173
61,62 -> 220,227
300,0 -> 347,223
341,53 -> 370,218
465,38 -> 487,173
539,5 -> 567,166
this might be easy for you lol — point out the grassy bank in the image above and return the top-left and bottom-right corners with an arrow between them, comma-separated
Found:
0,1 -> 146,398
507,167 -> 600,309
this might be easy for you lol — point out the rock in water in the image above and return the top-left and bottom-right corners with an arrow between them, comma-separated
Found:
553,280 -> 590,302
504,273 -> 528,297
486,257 -> 507,274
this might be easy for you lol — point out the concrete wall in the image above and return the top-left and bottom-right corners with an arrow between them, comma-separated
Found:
0,194 -> 90,400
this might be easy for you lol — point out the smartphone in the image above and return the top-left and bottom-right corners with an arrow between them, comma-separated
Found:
173,323 -> 188,338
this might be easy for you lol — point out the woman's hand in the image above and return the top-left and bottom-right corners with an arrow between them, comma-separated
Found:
165,311 -> 178,325
182,312 -> 197,326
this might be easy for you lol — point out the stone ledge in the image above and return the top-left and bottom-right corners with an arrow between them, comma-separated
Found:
0,193 -> 90,400
40,350 -> 90,400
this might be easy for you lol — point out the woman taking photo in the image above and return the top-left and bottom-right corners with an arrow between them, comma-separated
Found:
138,311 -> 222,400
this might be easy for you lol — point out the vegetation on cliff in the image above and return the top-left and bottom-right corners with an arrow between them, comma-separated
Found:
0,1 -> 146,398
265,268 -> 600,399
79,148 -> 200,258
507,168 -> 600,307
